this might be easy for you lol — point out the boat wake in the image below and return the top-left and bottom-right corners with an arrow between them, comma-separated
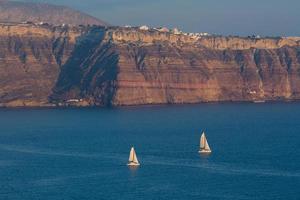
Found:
143,156 -> 300,178
1,144 -> 299,178
0,144 -> 124,161
32,172 -> 112,187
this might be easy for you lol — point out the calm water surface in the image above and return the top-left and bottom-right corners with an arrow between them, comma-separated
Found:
0,103 -> 299,200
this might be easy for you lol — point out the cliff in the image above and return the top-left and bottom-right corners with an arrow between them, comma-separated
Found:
1,24 -> 300,107
0,23 -> 88,106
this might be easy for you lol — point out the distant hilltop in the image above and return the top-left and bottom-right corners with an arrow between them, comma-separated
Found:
0,0 -> 107,26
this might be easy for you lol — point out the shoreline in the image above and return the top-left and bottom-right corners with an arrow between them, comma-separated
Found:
1,99 -> 300,110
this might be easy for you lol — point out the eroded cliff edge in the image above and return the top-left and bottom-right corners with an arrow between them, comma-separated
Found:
1,23 -> 300,107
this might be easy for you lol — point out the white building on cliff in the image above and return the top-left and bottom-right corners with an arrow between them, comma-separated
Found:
139,25 -> 149,31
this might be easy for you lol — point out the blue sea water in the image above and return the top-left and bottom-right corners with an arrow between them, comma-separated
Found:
0,103 -> 299,200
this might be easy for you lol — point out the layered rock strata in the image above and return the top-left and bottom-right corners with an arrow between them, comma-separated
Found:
1,24 -> 300,107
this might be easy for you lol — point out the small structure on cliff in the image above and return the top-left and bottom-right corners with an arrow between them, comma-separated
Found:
139,25 -> 149,31
22,21 -> 34,25
172,28 -> 182,35
157,27 -> 170,33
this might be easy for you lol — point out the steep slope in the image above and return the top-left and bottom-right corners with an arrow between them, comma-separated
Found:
111,31 -> 300,105
51,27 -> 119,106
0,23 -> 86,106
1,24 -> 300,107
0,0 -> 107,26
51,27 -> 300,106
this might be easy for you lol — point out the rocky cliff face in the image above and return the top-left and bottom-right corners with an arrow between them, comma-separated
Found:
1,24 -> 300,107
110,29 -> 300,105
0,23 -> 86,106
50,27 -> 119,106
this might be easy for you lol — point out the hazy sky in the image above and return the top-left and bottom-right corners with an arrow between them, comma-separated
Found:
21,0 -> 300,36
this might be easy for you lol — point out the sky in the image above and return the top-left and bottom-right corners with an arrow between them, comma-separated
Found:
20,0 -> 300,36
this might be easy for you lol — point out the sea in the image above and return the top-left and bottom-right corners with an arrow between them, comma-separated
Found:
0,103 -> 299,200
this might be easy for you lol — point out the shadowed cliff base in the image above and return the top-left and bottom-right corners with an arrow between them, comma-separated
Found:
0,24 -> 300,107
50,27 -> 119,107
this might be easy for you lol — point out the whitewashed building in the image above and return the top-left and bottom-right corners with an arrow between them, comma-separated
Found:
139,25 -> 149,31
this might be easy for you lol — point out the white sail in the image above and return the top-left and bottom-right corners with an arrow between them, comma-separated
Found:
129,147 -> 135,162
199,132 -> 211,153
204,139 -> 211,151
200,132 -> 206,149
133,151 -> 139,163
128,147 -> 140,166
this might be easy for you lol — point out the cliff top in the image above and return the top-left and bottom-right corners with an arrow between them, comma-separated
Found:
110,26 -> 300,50
0,22 -> 299,50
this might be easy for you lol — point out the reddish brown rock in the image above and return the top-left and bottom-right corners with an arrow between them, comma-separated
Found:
0,23 -> 84,107
1,24 -> 300,107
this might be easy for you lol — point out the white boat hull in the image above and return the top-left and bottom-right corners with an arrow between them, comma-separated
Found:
199,149 -> 212,153
127,162 -> 140,166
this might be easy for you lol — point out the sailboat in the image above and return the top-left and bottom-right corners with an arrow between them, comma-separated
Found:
127,147 -> 140,166
199,132 -> 212,153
